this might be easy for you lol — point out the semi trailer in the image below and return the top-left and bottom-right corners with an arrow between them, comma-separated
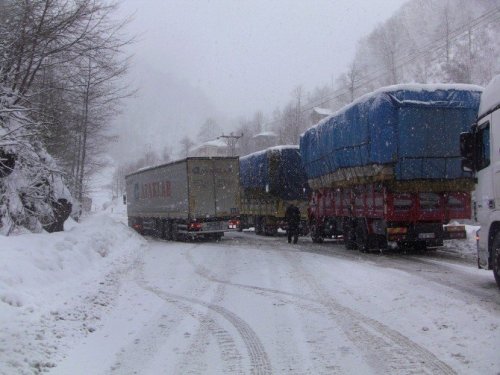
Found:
239,146 -> 309,235
125,157 -> 240,240
300,84 -> 482,250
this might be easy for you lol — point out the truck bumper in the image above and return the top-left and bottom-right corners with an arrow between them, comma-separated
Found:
387,223 -> 444,247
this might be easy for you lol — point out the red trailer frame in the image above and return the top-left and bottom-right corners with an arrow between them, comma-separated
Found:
308,183 -> 470,250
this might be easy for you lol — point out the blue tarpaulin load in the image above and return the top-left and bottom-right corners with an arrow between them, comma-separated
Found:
239,146 -> 309,200
300,84 -> 482,188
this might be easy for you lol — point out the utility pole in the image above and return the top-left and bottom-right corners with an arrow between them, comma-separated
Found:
218,132 -> 243,157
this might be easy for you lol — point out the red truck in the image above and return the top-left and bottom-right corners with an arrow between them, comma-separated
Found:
300,84 -> 481,250
307,184 -> 471,250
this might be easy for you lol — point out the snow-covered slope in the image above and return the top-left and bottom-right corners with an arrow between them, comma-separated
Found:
0,214 -> 146,374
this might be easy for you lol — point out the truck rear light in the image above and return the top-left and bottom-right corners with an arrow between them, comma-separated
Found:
387,227 -> 408,234
189,222 -> 203,231
132,223 -> 142,232
228,219 -> 240,229
387,227 -> 408,241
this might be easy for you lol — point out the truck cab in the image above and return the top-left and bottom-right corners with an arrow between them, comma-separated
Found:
461,75 -> 500,287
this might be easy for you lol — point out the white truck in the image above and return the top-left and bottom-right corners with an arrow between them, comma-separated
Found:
461,75 -> 500,288
125,157 -> 240,241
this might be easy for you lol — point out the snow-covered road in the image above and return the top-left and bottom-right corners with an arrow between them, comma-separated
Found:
48,231 -> 499,375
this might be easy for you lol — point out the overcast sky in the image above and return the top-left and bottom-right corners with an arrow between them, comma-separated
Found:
112,0 -> 407,159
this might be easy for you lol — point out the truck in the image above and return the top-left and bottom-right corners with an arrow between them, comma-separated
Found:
125,157 -> 240,240
460,75 -> 500,288
300,84 -> 482,251
239,146 -> 309,235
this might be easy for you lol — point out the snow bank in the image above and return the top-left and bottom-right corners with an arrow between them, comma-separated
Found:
0,213 -> 146,374
0,214 -> 143,311
442,224 -> 480,260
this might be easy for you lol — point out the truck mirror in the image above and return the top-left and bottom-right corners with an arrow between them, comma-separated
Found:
460,132 -> 475,159
123,194 -> 126,205
460,131 -> 477,172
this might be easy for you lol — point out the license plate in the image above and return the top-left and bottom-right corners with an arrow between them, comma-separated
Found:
418,232 -> 435,239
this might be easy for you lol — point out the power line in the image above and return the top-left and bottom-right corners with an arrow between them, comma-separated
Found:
261,5 -> 500,130
311,6 -> 500,109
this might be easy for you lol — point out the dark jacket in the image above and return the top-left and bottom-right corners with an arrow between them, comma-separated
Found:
285,204 -> 301,229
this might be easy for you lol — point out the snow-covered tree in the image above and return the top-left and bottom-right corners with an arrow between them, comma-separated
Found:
0,91 -> 72,235
0,0 -> 132,234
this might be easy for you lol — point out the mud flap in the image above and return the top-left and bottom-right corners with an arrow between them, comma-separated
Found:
443,225 -> 467,240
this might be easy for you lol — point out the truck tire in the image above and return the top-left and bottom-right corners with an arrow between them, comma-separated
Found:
343,226 -> 357,250
263,217 -> 277,236
157,219 -> 165,239
171,223 -> 179,241
355,223 -> 369,253
492,231 -> 500,288
255,216 -> 263,235
310,220 -> 324,243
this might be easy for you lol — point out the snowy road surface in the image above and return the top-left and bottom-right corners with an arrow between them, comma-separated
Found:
47,231 -> 499,375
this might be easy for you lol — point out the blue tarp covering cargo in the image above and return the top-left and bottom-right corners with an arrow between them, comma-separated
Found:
300,84 -> 482,187
240,146 -> 309,200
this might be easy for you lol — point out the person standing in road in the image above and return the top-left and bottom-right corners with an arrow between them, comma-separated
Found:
285,203 -> 301,244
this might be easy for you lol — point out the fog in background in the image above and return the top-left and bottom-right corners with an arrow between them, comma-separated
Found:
110,0 -> 407,161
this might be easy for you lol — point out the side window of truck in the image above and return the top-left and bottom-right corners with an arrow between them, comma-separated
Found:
477,122 -> 490,171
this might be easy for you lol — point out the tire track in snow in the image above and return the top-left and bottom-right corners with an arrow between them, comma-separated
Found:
280,250 -> 457,375
135,247 -> 271,375
170,284 -> 245,375
110,251 -> 244,375
140,283 -> 272,375
184,246 -> 324,311
186,240 -> 456,374
171,250 -> 245,375
184,246 -> 348,374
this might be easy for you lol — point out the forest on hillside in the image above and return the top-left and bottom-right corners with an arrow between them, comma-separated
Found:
228,0 -> 500,155
119,0 -> 500,182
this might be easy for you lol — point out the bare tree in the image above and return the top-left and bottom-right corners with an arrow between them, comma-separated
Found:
336,61 -> 363,105
0,0 -> 133,233
367,18 -> 410,85
234,117 -> 253,156
160,145 -> 173,163
197,117 -> 222,143
251,111 -> 264,134
179,136 -> 195,158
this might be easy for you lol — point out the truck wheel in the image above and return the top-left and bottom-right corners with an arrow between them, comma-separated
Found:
255,217 -> 263,235
263,218 -> 277,236
492,232 -> 500,288
355,224 -> 369,253
165,221 -> 172,240
343,227 -> 357,250
171,223 -> 179,241
158,220 -> 167,239
310,221 -> 324,243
